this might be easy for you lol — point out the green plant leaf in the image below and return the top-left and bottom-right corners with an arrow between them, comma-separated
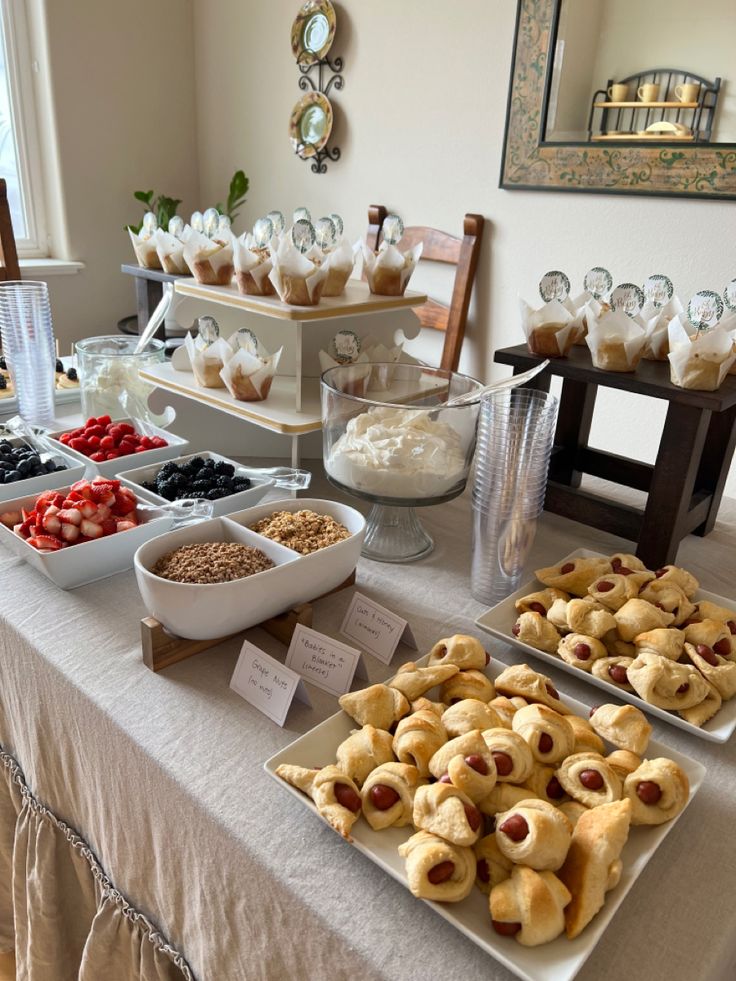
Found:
229,170 -> 249,203
155,196 -> 182,229
134,190 -> 154,205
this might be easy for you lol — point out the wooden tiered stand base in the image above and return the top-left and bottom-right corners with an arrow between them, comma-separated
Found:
141,573 -> 355,672
494,345 -> 736,569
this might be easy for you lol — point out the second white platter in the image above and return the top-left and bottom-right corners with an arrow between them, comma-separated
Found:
475,548 -> 736,743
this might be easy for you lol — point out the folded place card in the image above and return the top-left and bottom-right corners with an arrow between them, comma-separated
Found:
340,590 -> 417,665
230,640 -> 311,726
285,624 -> 363,696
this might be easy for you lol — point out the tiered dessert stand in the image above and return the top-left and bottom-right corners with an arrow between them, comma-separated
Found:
138,278 -> 428,467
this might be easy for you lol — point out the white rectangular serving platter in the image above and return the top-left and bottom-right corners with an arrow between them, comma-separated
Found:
264,657 -> 705,981
0,483 -> 174,589
475,548 -> 736,744
46,416 -> 189,477
116,451 -> 274,517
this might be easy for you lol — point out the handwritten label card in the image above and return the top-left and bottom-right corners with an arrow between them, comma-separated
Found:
340,591 -> 417,665
230,641 -> 311,726
285,624 -> 363,697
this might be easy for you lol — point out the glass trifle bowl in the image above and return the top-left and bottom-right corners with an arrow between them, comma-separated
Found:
321,363 -> 484,562
76,336 -> 165,422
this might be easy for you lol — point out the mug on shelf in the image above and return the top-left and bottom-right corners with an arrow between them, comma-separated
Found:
637,83 -> 661,103
607,83 -> 629,102
675,82 -> 700,103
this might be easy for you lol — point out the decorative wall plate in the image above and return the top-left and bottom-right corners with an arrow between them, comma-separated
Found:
291,0 -> 336,67
289,91 -> 333,158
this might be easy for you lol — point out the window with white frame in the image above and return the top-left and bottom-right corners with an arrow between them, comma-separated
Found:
0,0 -> 47,257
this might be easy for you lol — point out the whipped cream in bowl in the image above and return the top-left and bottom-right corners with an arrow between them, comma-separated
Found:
321,364 -> 483,507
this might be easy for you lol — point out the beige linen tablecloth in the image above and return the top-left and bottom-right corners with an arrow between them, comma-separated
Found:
1,474 -> 736,981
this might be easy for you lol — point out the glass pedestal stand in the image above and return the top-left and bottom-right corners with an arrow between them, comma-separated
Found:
361,503 -> 434,563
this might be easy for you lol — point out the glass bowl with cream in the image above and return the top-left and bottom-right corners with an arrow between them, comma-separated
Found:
321,364 -> 484,562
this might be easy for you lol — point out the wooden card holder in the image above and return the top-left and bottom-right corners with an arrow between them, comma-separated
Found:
141,572 -> 356,673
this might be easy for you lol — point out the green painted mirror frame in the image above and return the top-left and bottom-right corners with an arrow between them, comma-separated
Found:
500,0 -> 736,200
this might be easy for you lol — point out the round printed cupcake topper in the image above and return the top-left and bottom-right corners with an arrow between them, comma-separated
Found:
142,211 -> 158,235
688,290 -> 724,331
329,213 -> 344,237
315,216 -> 337,250
291,219 -> 316,254
168,215 -> 185,238
197,315 -> 220,344
329,329 -> 361,364
538,270 -> 570,303
233,327 -> 259,355
293,206 -> 312,224
611,283 -> 645,317
583,266 -> 613,300
203,208 -> 220,237
266,210 -> 285,236
190,211 -> 204,233
724,279 -> 736,312
253,217 -> 274,248
642,274 -> 674,309
382,214 -> 404,246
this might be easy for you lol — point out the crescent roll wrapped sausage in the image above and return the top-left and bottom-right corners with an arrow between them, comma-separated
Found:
494,798 -> 572,871
399,830 -> 475,902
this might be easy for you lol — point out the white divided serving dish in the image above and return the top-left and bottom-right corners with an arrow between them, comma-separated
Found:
117,451 -> 274,518
0,484 -> 174,589
134,497 -> 366,639
46,417 -> 188,478
0,436 -> 85,504
264,656 -> 705,981
475,548 -> 736,743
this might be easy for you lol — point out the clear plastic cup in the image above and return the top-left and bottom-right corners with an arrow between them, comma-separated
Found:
470,388 -> 558,604
0,281 -> 56,426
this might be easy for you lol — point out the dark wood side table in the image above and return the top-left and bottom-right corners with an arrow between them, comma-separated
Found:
121,264 -> 181,338
494,344 -> 736,569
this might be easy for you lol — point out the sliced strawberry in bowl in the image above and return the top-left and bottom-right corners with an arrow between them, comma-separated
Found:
60,523 -> 80,543
42,512 -> 62,535
27,534 -> 63,552
116,519 -> 138,532
80,519 -> 103,539
57,507 -> 82,526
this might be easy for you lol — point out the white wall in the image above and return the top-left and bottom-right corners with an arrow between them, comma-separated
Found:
29,0 -> 200,353
190,0 -> 736,492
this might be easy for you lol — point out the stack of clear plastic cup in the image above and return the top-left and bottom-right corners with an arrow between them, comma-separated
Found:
0,281 -> 56,426
471,387 -> 559,604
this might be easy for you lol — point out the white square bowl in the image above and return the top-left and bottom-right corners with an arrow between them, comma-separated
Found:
0,436 -> 85,504
116,451 -> 275,518
134,498 -> 366,639
46,417 -> 189,478
0,484 -> 175,589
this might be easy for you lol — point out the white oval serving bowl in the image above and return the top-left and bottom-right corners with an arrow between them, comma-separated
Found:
116,451 -> 274,518
134,498 -> 366,639
46,417 -> 189,478
0,484 -> 174,589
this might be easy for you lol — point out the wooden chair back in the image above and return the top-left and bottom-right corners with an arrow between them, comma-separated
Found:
0,179 -> 20,282
365,204 -> 484,372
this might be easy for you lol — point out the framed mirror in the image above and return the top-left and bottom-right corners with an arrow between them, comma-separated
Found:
500,0 -> 736,199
